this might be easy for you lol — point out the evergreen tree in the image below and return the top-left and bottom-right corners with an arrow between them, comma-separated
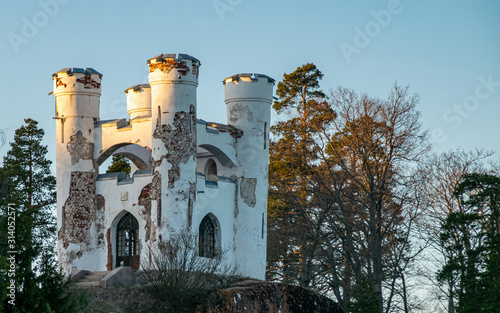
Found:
267,63 -> 335,287
0,118 -> 86,312
106,154 -> 131,177
438,173 -> 500,313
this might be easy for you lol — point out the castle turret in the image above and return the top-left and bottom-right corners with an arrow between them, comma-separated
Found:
148,54 -> 201,239
223,73 -> 275,280
125,84 -> 151,119
52,67 -> 102,274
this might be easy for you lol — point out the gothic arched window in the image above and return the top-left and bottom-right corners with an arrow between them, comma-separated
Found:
204,158 -> 217,177
199,215 -> 216,258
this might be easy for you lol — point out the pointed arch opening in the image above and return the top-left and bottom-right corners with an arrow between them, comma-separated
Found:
199,214 -> 221,258
204,158 -> 218,183
116,212 -> 140,269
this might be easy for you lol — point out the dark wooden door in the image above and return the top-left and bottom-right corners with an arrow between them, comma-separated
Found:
116,212 -> 140,270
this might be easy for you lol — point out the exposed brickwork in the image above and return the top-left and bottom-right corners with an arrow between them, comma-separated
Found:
55,77 -> 67,88
96,194 -> 105,247
187,182 -> 196,229
76,75 -> 101,89
206,121 -> 244,139
106,228 -> 112,271
192,63 -> 200,78
67,130 -> 94,165
148,59 -> 191,75
61,171 -> 96,249
138,183 -> 152,241
151,171 -> 162,232
153,104 -> 197,188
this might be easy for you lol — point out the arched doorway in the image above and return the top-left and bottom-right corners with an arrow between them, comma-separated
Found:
116,212 -> 140,269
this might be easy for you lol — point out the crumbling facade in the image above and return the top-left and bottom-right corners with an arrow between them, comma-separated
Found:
52,53 -> 274,280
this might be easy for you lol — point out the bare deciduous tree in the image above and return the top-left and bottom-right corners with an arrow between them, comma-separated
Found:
268,68 -> 430,313
140,231 -> 236,313
417,149 -> 492,313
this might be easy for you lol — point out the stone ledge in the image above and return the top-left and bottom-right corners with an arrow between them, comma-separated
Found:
100,266 -> 134,288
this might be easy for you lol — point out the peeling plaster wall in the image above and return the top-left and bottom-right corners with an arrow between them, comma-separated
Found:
240,177 -> 257,207
95,174 -> 152,271
53,69 -> 101,275
224,75 -> 274,280
94,117 -> 152,160
138,183 -> 152,241
67,131 -> 94,165
149,55 -> 199,239
153,105 -> 197,189
60,171 -> 95,248
194,179 -> 236,269
96,194 -> 106,247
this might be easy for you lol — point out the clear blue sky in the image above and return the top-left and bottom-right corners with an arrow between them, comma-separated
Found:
1,0 -> 499,167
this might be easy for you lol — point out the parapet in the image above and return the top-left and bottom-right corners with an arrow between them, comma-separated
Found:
125,84 -> 151,119
124,84 -> 150,93
148,53 -> 200,66
53,67 -> 102,78
223,73 -> 275,84
52,67 -> 102,96
147,53 -> 200,84
223,73 -> 275,104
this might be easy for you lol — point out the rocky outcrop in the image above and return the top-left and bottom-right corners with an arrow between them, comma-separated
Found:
204,280 -> 343,313
76,279 -> 343,312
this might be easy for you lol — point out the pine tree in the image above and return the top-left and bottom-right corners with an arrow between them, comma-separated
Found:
438,173 -> 500,313
268,63 -> 335,287
0,118 -> 86,312
106,154 -> 131,177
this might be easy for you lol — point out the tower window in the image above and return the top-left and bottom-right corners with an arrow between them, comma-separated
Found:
204,158 -> 218,184
264,122 -> 267,149
205,158 -> 217,177
199,215 -> 216,258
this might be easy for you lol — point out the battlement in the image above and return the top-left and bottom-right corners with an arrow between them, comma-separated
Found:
53,67 -> 102,78
125,84 -> 151,119
124,84 -> 150,93
52,67 -> 102,98
147,53 -> 200,81
224,73 -> 275,106
147,53 -> 201,65
223,73 -> 275,84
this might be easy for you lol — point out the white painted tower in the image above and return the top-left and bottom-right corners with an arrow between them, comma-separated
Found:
148,53 -> 200,240
224,74 -> 274,279
52,68 -> 102,273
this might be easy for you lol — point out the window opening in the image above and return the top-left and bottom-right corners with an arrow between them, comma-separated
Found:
199,216 -> 215,258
